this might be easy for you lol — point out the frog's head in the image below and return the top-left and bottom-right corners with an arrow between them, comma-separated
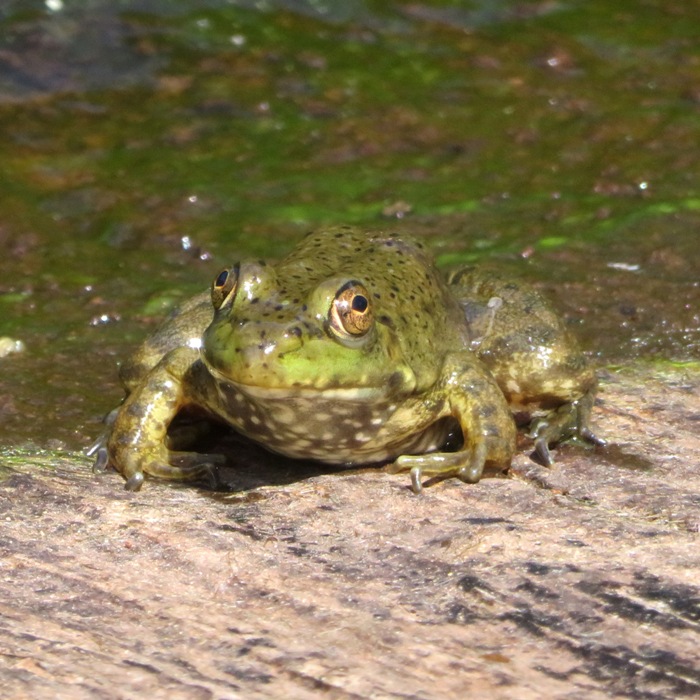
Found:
201,259 -> 417,402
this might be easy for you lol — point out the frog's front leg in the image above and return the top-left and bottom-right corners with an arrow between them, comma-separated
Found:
389,354 -> 516,493
100,347 -> 223,491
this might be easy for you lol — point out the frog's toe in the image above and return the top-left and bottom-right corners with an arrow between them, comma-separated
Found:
124,472 -> 145,491
456,441 -> 488,484
390,453 -> 464,493
392,438 -> 502,494
533,434 -> 554,467
580,426 -> 607,447
142,451 -> 226,486
409,467 -> 424,494
92,445 -> 110,473
529,413 -> 568,465
88,408 -> 122,474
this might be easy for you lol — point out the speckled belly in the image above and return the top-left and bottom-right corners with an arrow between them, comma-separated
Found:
209,378 -> 452,465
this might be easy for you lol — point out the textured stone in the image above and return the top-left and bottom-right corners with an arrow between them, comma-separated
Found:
0,367 -> 698,699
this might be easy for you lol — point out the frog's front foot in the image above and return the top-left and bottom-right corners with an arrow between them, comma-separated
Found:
389,355 -> 517,493
389,428 -> 513,493
107,436 -> 226,491
389,442 -> 485,493
390,428 -> 513,494
89,403 -> 228,490
528,390 -> 605,466
122,458 -> 223,491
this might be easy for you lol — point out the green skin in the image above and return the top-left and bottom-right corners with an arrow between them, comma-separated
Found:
92,226 -> 601,492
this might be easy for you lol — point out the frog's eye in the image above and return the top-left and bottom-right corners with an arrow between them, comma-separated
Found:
211,264 -> 239,310
329,281 -> 373,338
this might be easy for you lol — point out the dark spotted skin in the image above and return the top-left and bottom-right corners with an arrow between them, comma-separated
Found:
91,226 -> 601,492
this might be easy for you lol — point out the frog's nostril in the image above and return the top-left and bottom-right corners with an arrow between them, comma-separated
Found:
237,322 -> 304,362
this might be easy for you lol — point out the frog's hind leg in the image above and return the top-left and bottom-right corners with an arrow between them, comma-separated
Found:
529,388 -> 606,466
449,266 -> 604,465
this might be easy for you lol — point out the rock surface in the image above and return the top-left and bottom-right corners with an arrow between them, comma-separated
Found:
1,367 -> 699,699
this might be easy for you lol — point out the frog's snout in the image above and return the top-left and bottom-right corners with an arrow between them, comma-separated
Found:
237,321 -> 305,362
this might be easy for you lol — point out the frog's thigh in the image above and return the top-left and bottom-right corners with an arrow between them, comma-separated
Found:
390,355 -> 516,492
107,348 -> 219,490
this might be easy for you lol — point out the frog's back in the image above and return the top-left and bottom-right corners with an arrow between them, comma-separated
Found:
449,266 -> 597,414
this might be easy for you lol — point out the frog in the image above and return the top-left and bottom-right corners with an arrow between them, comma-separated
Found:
90,225 -> 602,493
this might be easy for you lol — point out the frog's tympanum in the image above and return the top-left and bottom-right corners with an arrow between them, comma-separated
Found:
91,226 -> 602,492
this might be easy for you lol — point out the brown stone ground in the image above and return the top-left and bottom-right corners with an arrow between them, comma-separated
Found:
1,366 -> 699,699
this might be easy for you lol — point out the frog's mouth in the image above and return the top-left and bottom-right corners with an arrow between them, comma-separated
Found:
234,381 -> 386,401
207,366 -> 409,403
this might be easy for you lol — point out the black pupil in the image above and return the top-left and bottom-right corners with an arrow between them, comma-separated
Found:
351,294 -> 368,313
215,270 -> 229,287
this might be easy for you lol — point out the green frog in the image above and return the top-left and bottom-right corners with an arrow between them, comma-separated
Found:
91,226 -> 602,492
